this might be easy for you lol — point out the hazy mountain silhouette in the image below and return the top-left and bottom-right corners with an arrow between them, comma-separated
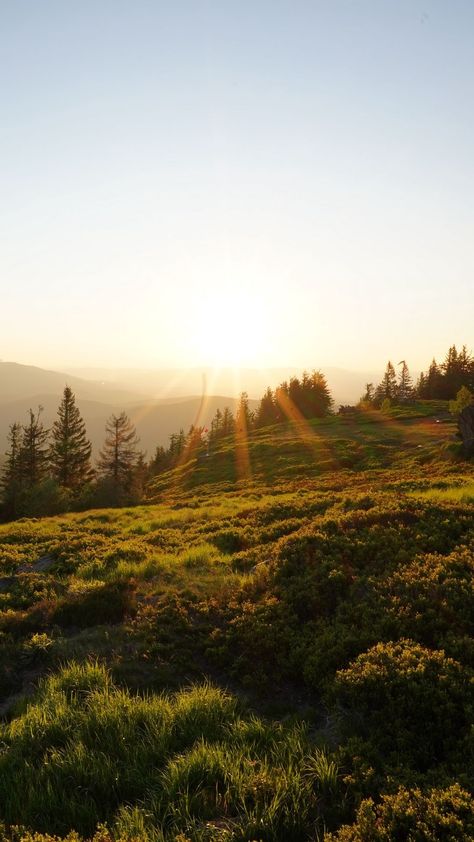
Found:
0,361 -> 145,405
0,392 -> 259,457
66,365 -> 378,405
0,360 -> 382,459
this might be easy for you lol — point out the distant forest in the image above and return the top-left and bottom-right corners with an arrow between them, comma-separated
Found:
1,344 -> 473,521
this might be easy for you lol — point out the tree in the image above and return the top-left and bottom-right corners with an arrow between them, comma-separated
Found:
221,406 -> 235,436
97,412 -> 139,495
20,408 -> 49,486
149,445 -> 169,476
422,358 -> 443,399
396,360 -> 413,403
276,371 -> 333,419
169,429 -> 186,462
360,383 -> 374,404
449,385 -> 473,416
1,422 -> 22,519
255,387 -> 279,427
374,361 -> 397,404
49,386 -> 93,491
236,392 -> 254,432
302,370 -> 333,417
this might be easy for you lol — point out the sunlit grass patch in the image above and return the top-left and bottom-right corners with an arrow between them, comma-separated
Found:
409,481 -> 474,504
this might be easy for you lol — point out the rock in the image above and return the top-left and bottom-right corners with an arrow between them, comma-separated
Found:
0,576 -> 16,592
15,555 -> 55,574
458,406 -> 474,455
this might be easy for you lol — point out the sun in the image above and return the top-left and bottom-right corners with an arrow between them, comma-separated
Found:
190,289 -> 270,368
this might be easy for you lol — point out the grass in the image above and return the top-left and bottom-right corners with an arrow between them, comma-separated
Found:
0,406 -> 473,839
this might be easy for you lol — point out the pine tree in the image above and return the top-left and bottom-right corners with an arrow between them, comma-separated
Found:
97,412 -> 139,491
236,392 -> 254,432
209,408 -> 223,444
304,370 -> 333,417
397,361 -> 413,403
375,362 -> 397,404
360,383 -> 375,404
20,408 -> 49,486
255,387 -> 279,427
423,359 -> 443,399
169,429 -> 186,462
1,422 -> 22,518
49,386 -> 93,491
149,445 -> 169,476
221,407 -> 235,437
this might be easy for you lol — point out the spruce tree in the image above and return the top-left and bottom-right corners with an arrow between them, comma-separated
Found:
97,412 -> 139,491
1,422 -> 23,518
221,407 -> 235,436
361,383 -> 374,404
375,362 -> 397,404
255,387 -> 279,427
397,361 -> 413,403
49,386 -> 93,491
305,370 -> 333,417
20,408 -> 49,486
236,392 -> 254,432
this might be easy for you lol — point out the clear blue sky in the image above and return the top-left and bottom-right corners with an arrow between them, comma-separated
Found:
1,1 -> 473,372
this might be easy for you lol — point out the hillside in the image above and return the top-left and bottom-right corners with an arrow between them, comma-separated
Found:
0,361 -> 145,405
0,360 -> 260,455
0,392 -> 259,456
0,407 -> 473,840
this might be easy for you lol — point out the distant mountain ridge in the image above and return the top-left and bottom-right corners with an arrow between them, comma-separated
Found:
0,361 -> 145,405
0,362 -> 260,456
65,364 -> 378,405
0,359 -> 381,458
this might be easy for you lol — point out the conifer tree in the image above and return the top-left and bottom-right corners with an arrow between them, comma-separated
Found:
210,408 -> 223,442
304,370 -> 333,417
1,422 -> 23,518
149,445 -> 169,475
97,412 -> 139,490
221,406 -> 235,436
360,383 -> 374,404
49,386 -> 93,491
397,361 -> 413,403
375,362 -> 397,404
255,387 -> 279,427
236,392 -> 254,432
20,408 -> 49,486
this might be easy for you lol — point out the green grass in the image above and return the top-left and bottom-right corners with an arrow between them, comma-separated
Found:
410,480 -> 474,503
0,406 -> 473,840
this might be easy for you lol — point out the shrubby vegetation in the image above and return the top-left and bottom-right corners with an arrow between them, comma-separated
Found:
0,364 -> 473,839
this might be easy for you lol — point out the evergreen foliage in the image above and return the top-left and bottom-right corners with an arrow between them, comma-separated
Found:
97,412 -> 139,497
374,361 -> 397,404
396,360 -> 413,402
49,386 -> 93,491
0,423 -> 22,519
19,408 -> 49,486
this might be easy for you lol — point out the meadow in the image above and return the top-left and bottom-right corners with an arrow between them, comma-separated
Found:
0,405 -> 473,840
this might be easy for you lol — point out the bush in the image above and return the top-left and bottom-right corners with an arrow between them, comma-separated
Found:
332,640 -> 473,769
325,784 -> 474,841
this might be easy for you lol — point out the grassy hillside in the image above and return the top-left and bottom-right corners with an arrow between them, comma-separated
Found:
0,404 -> 473,840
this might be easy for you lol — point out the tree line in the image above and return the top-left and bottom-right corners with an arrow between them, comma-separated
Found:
0,387 -> 144,520
2,347 -> 471,520
0,371 -> 333,520
148,370 -> 332,474
361,344 -> 474,408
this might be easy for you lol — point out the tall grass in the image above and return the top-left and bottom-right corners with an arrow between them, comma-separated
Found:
0,662 -> 341,840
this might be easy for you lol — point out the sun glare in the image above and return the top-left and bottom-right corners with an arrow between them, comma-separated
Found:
190,290 -> 269,368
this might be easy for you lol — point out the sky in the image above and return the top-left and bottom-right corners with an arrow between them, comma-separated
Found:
1,1 -> 473,374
